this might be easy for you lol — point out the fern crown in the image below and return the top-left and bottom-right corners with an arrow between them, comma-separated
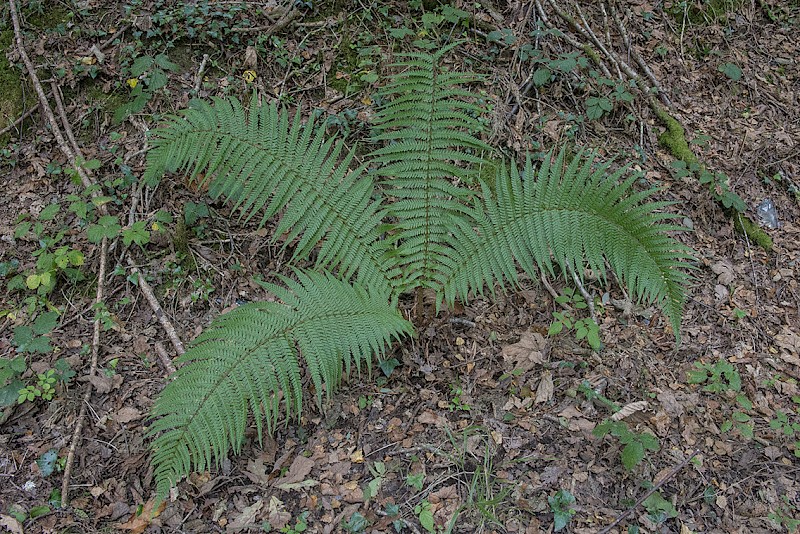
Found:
143,42 -> 692,502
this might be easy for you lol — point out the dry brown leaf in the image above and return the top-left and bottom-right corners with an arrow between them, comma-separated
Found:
0,515 -> 23,534
710,260 -> 735,285
502,332 -> 547,372
116,499 -> 166,534
227,499 -> 264,533
611,400 -> 649,421
534,371 -> 554,404
116,407 -> 142,423
273,455 -> 314,488
266,496 -> 291,530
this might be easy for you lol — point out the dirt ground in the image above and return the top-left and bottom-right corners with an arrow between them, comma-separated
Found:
0,1 -> 799,533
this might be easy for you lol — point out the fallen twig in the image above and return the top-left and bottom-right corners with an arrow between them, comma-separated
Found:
0,103 -> 39,137
194,53 -> 209,93
60,237 -> 107,508
154,342 -> 178,375
126,257 -> 186,356
598,449 -> 701,533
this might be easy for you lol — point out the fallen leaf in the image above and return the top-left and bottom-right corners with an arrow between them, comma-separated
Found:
227,499 -> 264,533
502,332 -> 547,372
611,401 -> 648,421
0,515 -> 23,534
266,496 -> 291,530
534,371 -> 554,404
117,499 -> 166,534
116,407 -> 142,423
273,455 -> 314,488
710,260 -> 735,285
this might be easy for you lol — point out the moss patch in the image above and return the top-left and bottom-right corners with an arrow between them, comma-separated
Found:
733,212 -> 773,252
0,30 -> 24,145
653,102 -> 772,253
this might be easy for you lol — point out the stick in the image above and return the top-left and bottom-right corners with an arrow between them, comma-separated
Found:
154,342 -> 178,375
126,257 -> 186,356
60,237 -> 107,507
194,53 -> 209,93
0,103 -> 39,137
7,0 -> 91,190
597,449 -> 701,534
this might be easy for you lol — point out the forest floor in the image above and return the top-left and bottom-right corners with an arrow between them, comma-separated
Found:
0,1 -> 799,533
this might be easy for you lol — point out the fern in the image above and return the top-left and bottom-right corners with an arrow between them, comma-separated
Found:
143,44 -> 693,502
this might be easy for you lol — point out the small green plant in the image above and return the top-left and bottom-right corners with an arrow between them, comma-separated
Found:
671,161 -> 746,212
280,511 -> 309,534
768,495 -> 800,532
18,369 -> 57,403
363,461 -> 386,502
687,358 -> 741,392
717,62 -> 742,81
11,210 -> 85,303
448,384 -> 471,412
342,512 -> 368,533
115,53 -> 179,124
688,358 -> 754,438
548,489 -> 576,532
414,500 -> 435,534
0,357 -> 26,407
642,491 -> 678,524
593,420 -> 660,470
548,287 -> 602,350
769,410 -> 800,458
406,471 -> 425,491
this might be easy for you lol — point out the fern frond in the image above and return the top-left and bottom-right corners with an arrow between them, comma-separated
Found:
440,150 -> 693,338
143,95 -> 398,294
370,43 -> 491,289
149,270 -> 413,501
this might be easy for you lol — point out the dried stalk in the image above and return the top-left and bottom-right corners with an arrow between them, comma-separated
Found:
126,257 -> 186,356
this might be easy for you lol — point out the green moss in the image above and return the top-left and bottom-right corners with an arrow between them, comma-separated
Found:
653,103 -> 772,253
26,3 -> 71,30
653,104 -> 698,166
328,35 -> 362,95
0,30 -> 24,145
671,0 -> 745,25
733,214 -> 773,252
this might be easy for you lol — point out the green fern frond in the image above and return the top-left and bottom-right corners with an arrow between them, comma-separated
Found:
440,149 -> 693,337
143,94 -> 398,294
370,43 -> 491,289
149,270 -> 413,501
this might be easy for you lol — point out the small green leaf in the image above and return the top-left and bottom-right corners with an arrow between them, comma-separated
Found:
621,441 -> 645,470
379,357 -> 399,377
718,62 -> 742,81
154,53 -> 179,72
28,505 -> 51,519
533,67 -> 552,86
36,448 -> 59,477
406,472 -> 425,491
33,311 -> 59,335
130,55 -> 154,77
38,204 -> 61,221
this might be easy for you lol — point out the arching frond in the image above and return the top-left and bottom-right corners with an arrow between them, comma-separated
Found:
149,270 -> 413,501
439,150 -> 693,337
370,43 -> 491,289
144,95 -> 398,294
